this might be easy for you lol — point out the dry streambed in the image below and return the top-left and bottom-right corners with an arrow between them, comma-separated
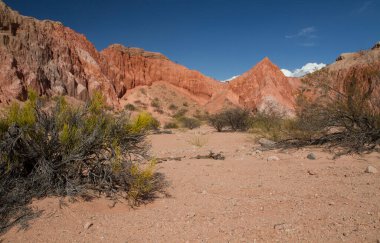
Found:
2,126 -> 380,242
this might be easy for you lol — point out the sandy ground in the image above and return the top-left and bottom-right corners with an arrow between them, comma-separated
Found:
2,126 -> 380,242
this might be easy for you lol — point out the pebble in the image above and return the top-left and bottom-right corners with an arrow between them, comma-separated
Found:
365,165 -> 378,174
307,153 -> 316,160
267,156 -> 280,161
83,222 -> 93,230
307,170 -> 317,175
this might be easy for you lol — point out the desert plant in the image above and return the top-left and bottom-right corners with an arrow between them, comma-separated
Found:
130,112 -> 160,133
183,102 -> 188,107
178,116 -> 201,129
125,103 -> 137,111
164,122 -> 179,129
151,98 -> 161,109
208,108 -> 251,132
208,112 -> 228,132
188,135 -> 208,148
277,66 -> 380,154
0,92 -> 165,233
173,108 -> 188,118
168,104 -> 178,111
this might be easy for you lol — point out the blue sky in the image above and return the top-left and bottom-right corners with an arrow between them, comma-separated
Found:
4,0 -> 380,80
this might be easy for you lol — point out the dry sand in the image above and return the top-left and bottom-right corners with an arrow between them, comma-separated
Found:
2,126 -> 380,242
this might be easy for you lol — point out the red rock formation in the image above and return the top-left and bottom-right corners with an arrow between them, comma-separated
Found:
302,42 -> 380,103
101,44 -> 225,104
0,1 -> 119,105
228,57 -> 301,115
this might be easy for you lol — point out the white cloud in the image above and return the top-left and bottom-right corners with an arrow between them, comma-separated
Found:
221,75 -> 240,82
281,63 -> 326,77
286,27 -> 317,39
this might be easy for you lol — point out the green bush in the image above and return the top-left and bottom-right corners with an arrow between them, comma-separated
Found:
0,93 -> 164,232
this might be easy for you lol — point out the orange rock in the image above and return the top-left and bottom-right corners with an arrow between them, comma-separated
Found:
228,57 -> 301,115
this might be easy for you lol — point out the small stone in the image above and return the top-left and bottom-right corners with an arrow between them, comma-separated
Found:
83,222 -> 93,230
267,156 -> 280,161
365,165 -> 378,174
201,190 -> 207,195
328,202 -> 335,206
307,153 -> 316,160
307,170 -> 317,175
258,138 -> 276,148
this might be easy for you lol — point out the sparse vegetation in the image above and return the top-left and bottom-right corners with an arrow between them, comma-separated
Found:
276,67 -> 380,154
164,122 -> 179,129
178,116 -> 201,129
182,102 -> 188,107
208,108 -> 251,132
125,103 -> 137,111
188,135 -> 208,148
173,108 -> 188,118
151,97 -> 161,109
168,104 -> 178,111
130,111 -> 160,133
0,91 -> 164,233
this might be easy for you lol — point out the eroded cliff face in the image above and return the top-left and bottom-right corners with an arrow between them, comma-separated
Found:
8,1 -> 372,115
101,44 -> 225,104
0,1 -> 227,107
228,57 -> 301,115
302,43 -> 380,105
0,1 -> 118,105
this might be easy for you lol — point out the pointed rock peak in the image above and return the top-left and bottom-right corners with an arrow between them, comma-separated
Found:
256,57 -> 276,67
104,44 -> 168,60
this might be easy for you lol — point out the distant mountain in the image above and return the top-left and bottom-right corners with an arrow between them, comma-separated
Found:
221,75 -> 240,82
281,63 -> 326,77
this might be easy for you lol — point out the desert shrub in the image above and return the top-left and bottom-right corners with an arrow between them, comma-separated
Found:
188,135 -> 208,147
194,109 -> 208,121
183,102 -> 188,107
250,109 -> 299,142
140,88 -> 147,95
151,98 -> 160,108
164,122 -> 179,129
0,92 -> 164,233
130,112 -> 160,133
125,103 -> 136,111
168,104 -> 178,111
208,112 -> 228,132
209,108 -> 251,132
173,108 -> 188,118
178,116 -> 201,129
154,108 -> 164,114
277,67 -> 380,154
